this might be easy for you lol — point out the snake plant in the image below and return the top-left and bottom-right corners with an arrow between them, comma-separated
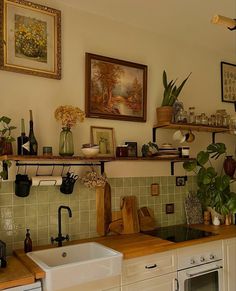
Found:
162,70 -> 191,106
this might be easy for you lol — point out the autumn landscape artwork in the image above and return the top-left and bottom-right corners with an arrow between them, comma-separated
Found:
85,53 -> 147,122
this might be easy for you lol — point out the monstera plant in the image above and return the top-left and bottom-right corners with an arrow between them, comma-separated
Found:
183,143 -> 236,216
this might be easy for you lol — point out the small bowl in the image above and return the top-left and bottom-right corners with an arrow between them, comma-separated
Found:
82,143 -> 99,148
81,147 -> 99,158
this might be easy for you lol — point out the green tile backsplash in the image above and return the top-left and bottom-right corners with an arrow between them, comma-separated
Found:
0,176 -> 197,255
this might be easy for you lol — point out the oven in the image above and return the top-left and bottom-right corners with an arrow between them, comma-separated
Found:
177,260 -> 223,291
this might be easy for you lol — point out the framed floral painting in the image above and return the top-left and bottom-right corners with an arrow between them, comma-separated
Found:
85,53 -> 147,122
91,126 -> 115,157
0,0 -> 61,79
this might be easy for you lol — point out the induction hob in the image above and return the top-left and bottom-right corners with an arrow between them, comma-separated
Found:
142,225 -> 217,243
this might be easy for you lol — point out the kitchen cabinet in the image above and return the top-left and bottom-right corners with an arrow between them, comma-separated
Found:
223,237 -> 236,291
122,250 -> 177,291
122,272 -> 177,291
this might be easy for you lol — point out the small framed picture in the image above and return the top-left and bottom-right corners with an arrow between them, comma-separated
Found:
125,142 -> 138,157
91,126 -> 115,157
221,61 -> 236,103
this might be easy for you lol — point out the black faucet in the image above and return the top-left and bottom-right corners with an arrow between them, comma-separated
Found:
51,205 -> 72,247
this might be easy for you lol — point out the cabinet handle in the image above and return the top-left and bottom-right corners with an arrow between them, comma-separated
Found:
145,263 -> 158,269
175,278 -> 179,291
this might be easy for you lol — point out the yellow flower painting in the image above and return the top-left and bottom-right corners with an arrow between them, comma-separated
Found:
15,14 -> 47,63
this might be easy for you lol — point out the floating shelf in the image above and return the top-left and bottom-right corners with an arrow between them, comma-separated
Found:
153,122 -> 230,143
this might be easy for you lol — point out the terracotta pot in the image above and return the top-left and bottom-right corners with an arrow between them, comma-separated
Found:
156,106 -> 173,124
225,214 -> 232,225
223,156 -> 236,178
0,138 -> 13,155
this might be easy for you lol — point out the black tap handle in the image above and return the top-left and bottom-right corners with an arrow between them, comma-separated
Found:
51,237 -> 55,244
65,234 -> 70,241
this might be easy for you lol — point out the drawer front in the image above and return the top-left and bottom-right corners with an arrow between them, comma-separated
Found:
122,250 -> 177,285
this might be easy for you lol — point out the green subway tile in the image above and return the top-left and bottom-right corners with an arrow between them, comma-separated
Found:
161,186 -> 168,195
38,204 -> 49,216
79,223 -> 90,234
132,177 -> 140,187
13,217 -> 25,230
115,187 -> 124,197
0,194 -> 12,205
0,218 -> 13,231
79,211 -> 89,223
123,187 -> 132,196
0,182 -> 13,193
167,185 -> 174,194
38,227 -> 48,239
115,178 -> 124,187
139,177 -> 146,186
38,216 -> 49,228
26,205 -> 37,217
26,216 -> 38,230
25,192 -> 37,204
89,200 -> 96,210
146,177 -> 153,185
37,191 -> 49,203
124,178 -> 132,187
13,195 -> 25,206
107,178 -> 116,187
79,200 -> 89,211
13,206 -> 25,218
160,176 -> 168,185
153,177 -> 161,184
167,176 -> 175,185
131,186 -> 140,196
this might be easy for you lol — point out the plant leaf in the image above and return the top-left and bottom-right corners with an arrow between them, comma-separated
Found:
196,151 -> 209,166
183,160 -> 197,171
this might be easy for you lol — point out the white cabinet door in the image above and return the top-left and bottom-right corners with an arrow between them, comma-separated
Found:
122,272 -> 177,291
223,238 -> 236,291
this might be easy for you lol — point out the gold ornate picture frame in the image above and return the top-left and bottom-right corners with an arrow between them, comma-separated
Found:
0,0 -> 61,79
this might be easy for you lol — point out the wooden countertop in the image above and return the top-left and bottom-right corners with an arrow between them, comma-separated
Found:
0,256 -> 34,290
6,224 -> 236,290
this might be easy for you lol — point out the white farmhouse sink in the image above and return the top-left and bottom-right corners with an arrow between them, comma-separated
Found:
27,242 -> 123,291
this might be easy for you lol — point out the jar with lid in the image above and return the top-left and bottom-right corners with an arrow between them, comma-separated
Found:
116,145 -> 128,157
229,116 -> 236,134
176,109 -> 188,123
216,112 -> 223,127
188,107 -> 195,123
200,113 -> 208,125
208,114 -> 216,126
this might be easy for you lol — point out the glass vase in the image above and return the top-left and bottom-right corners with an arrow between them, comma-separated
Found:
59,127 -> 74,156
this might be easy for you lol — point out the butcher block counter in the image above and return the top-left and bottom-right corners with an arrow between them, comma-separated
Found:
2,224 -> 236,290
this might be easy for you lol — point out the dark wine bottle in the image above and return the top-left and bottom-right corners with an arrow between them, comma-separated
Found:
24,229 -> 32,253
17,118 -> 29,155
28,110 -> 38,155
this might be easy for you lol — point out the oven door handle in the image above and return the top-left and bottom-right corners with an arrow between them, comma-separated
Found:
186,265 -> 223,277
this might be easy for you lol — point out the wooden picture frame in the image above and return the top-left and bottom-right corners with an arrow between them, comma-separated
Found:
0,0 -> 61,79
221,61 -> 236,103
85,53 -> 147,122
91,126 -> 115,157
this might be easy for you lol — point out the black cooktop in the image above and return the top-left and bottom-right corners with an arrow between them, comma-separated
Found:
142,225 -> 217,243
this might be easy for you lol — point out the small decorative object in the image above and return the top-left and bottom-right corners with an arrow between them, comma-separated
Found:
223,156 -> 236,178
42,146 -> 53,156
203,210 -> 211,225
225,214 -> 232,225
116,145 -> 128,157
91,126 -> 115,157
212,215 -> 220,226
221,62 -> 236,103
81,144 -> 99,158
156,70 -> 191,124
55,105 -> 85,156
0,116 -> 16,155
24,229 -> 32,253
141,142 -> 158,157
79,170 -> 107,189
85,53 -> 147,122
125,142 -> 138,157
0,0 -> 61,79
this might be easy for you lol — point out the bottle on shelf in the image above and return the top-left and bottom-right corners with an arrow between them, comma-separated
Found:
24,228 -> 32,253
28,110 -> 38,155
17,118 -> 30,155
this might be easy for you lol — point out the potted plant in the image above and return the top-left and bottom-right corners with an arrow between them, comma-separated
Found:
156,70 -> 191,124
0,116 -> 17,155
183,143 -> 236,224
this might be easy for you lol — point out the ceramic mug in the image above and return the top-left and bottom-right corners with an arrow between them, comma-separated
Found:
173,130 -> 186,143
185,130 -> 195,143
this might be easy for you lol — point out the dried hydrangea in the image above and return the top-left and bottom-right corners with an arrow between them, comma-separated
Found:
79,170 -> 107,189
54,105 -> 85,128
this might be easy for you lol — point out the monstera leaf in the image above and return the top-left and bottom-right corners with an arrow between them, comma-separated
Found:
207,143 -> 226,159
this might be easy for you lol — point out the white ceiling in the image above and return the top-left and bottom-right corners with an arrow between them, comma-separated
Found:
56,0 -> 236,45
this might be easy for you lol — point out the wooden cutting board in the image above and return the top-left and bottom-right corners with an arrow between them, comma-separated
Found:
96,182 -> 112,236
121,196 -> 140,234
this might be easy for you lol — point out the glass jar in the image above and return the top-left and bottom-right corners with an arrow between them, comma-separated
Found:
216,112 -> 223,127
59,127 -> 74,156
195,115 -> 201,124
188,107 -> 195,123
200,113 -> 208,125
208,114 -> 216,126
229,116 -> 236,134
176,109 -> 188,123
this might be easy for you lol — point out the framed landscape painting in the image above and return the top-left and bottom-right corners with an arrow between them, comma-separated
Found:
221,61 -> 236,103
85,53 -> 147,122
0,0 -> 61,79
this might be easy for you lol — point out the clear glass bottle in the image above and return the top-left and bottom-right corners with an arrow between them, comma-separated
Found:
188,107 -> 195,123
59,127 -> 74,156
200,113 -> 208,125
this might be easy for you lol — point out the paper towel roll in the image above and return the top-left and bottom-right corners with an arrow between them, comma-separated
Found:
31,176 -> 62,186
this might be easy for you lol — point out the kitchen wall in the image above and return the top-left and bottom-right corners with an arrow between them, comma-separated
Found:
1,176 -> 197,255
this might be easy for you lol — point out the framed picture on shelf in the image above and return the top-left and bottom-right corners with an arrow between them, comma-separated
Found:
91,126 -> 115,157
221,61 -> 236,103
0,0 -> 61,79
85,53 -> 147,122
125,142 -> 138,157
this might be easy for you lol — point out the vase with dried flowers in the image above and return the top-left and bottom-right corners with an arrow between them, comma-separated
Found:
54,105 -> 85,156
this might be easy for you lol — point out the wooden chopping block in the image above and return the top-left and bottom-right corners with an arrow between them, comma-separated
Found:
121,196 -> 140,234
138,207 -> 156,231
109,218 -> 124,234
96,182 -> 112,236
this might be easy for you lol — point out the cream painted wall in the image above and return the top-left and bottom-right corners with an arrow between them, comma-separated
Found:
1,0 -> 236,178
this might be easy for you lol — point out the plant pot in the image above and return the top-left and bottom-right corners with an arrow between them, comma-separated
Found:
225,214 -> 232,225
156,106 -> 173,124
223,156 -> 236,178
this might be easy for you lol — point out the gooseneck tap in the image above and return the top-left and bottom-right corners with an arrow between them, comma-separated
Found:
51,205 -> 72,247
